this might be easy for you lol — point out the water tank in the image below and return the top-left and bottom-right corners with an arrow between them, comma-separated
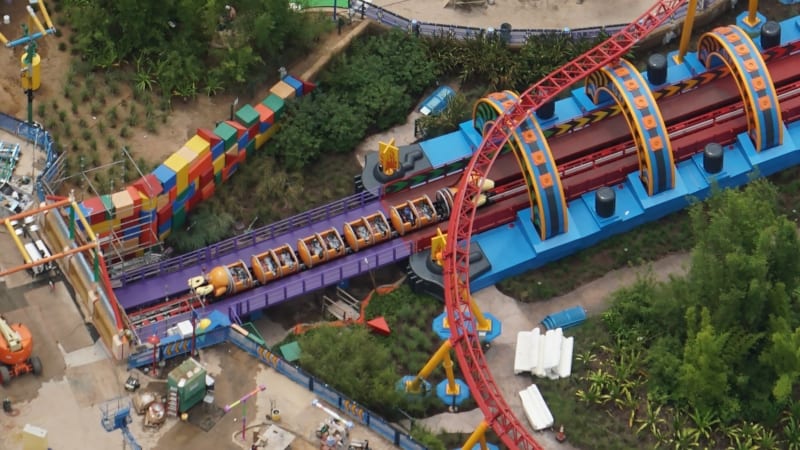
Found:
20,53 -> 41,91
703,143 -> 724,174
647,53 -> 667,86
760,21 -> 781,49
595,187 -> 616,218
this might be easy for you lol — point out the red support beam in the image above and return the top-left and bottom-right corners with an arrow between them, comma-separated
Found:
443,1 -> 689,449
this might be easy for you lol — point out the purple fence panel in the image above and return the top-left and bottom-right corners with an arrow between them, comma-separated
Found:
117,190 -> 376,283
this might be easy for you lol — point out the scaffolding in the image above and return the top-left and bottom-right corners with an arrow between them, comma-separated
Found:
49,146 -> 165,274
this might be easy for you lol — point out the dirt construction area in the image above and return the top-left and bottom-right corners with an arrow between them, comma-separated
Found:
0,233 -> 393,450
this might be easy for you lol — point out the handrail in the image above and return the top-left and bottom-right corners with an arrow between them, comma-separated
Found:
358,0 -> 715,43
117,190 -> 378,284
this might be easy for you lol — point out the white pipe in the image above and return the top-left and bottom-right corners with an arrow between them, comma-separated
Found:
311,399 -> 354,429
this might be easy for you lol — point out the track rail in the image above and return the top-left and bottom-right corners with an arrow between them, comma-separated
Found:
442,1 -> 689,448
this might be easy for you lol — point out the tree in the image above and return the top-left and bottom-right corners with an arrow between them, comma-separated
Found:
605,180 -> 800,426
677,307 -> 738,420
63,0 -> 322,96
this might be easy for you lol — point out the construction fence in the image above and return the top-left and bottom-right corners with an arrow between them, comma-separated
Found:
127,325 -> 427,450
0,112 -> 64,201
358,0 -> 722,44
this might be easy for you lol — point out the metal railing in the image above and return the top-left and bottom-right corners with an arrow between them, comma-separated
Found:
358,0 -> 717,43
0,113 -> 63,201
127,326 -> 427,450
116,190 -> 379,284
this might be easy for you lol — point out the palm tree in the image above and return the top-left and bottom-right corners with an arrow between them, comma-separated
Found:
133,55 -> 156,93
614,388 -> 638,428
737,422 -> 763,450
725,435 -> 759,450
721,422 -> 743,448
574,349 -> 598,367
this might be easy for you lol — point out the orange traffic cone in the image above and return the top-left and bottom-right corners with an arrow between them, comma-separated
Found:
555,425 -> 566,443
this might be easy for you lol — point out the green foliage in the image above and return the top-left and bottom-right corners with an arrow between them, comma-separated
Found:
165,202 -> 236,253
409,425 -> 446,450
603,181 -> 800,429
426,31 -> 606,91
414,92 -> 471,139
269,30 -> 436,170
297,326 -> 402,411
62,0 -> 325,97
291,285 -> 451,418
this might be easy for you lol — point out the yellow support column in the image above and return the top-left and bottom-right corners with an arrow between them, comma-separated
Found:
4,220 -> 32,264
38,1 -> 56,30
71,201 -> 98,242
743,0 -> 760,28
27,6 -> 47,35
466,292 -> 492,333
442,349 -> 460,396
675,0 -> 698,64
405,340 -> 452,393
462,421 -> 489,450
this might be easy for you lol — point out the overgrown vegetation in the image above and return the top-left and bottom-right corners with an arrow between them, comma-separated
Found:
269,30 -> 437,170
293,285 -> 465,420
550,181 -> 800,449
61,0 -> 330,98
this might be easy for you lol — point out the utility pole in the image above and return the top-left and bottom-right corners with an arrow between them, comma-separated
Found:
20,24 -> 37,126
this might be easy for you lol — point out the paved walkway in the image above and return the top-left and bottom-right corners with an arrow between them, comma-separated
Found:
417,253 -> 690,450
369,0 -> 657,29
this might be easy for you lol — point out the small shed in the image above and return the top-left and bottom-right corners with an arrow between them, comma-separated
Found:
167,358 -> 207,413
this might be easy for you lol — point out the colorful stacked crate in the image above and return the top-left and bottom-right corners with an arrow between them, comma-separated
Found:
213,122 -> 238,185
235,105 -> 260,164
132,174 -> 162,246
76,74 -> 314,248
282,75 -> 305,98
152,164 -> 177,240
111,189 -> 141,251
77,196 -> 113,235
197,125 -> 225,196
223,120 -> 247,181
253,104 -> 275,149
262,94 -> 285,122
270,79 -> 298,101
183,135 -> 212,213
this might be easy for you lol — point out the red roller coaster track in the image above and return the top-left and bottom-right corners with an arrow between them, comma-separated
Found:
442,1 -> 689,448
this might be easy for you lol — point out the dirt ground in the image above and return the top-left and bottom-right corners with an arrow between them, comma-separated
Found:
0,2 -> 752,450
370,0 -> 655,29
0,226 -> 398,450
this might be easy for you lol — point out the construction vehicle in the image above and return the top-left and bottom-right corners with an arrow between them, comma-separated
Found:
0,315 -> 42,385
